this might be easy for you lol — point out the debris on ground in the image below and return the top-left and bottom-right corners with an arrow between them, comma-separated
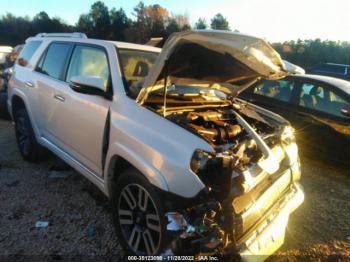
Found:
47,170 -> 71,179
47,161 -> 72,179
35,221 -> 49,228
87,224 -> 94,240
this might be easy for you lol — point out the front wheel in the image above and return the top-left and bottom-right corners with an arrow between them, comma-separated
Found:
111,169 -> 167,256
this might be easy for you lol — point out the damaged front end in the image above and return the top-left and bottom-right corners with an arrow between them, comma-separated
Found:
137,31 -> 304,260
158,102 -> 304,261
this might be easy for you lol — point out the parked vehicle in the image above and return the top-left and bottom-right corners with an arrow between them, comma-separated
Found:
7,31 -> 304,260
307,63 -> 350,81
239,74 -> 350,162
0,46 -> 13,69
0,44 -> 24,89
0,46 -> 13,91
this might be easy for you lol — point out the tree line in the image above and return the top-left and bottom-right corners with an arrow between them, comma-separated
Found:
1,1 -> 350,68
273,40 -> 350,68
0,1 -> 229,45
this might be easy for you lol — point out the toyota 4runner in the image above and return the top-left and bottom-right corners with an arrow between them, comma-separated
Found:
7,31 -> 304,261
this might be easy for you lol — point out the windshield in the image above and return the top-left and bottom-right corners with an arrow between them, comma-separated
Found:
118,49 -> 159,98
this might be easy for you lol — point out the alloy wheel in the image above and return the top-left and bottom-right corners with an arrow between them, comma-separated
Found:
118,183 -> 162,255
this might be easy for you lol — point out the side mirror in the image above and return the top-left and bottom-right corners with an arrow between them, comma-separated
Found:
70,75 -> 111,99
341,105 -> 350,117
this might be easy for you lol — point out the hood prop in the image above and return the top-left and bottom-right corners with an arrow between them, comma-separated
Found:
163,60 -> 169,117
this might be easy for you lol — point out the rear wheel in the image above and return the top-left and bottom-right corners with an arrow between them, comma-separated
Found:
14,108 -> 46,162
111,169 -> 167,255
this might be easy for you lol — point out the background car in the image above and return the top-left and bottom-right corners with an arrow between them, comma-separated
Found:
0,46 -> 13,91
0,46 -> 13,68
307,63 -> 350,81
239,74 -> 350,163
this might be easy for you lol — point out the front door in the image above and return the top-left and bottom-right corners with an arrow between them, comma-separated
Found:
51,44 -> 112,176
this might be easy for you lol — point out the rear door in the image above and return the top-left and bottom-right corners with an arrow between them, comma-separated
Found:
33,42 -> 74,135
10,40 -> 42,126
293,80 -> 350,154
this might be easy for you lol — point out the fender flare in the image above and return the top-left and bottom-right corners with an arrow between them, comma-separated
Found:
10,90 -> 41,140
105,142 -> 169,198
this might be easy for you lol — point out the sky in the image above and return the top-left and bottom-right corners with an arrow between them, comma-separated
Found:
1,0 -> 350,43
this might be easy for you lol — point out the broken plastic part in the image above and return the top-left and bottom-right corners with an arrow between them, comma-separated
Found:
234,111 -> 279,174
166,212 -> 188,231
35,221 -> 49,228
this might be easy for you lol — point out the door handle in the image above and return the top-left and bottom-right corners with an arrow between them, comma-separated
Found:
25,81 -> 34,88
54,94 -> 65,102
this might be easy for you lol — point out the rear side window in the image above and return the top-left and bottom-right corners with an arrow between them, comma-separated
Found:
66,45 -> 110,90
299,83 -> 349,118
17,41 -> 42,67
36,42 -> 72,80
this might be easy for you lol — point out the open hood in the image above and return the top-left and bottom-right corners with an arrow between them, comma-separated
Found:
136,30 -> 289,104
282,60 -> 305,75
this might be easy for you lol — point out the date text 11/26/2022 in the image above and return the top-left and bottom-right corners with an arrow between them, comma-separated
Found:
127,256 -> 219,261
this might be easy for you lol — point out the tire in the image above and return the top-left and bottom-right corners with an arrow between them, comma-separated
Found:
111,168 -> 168,256
14,108 -> 46,162
0,91 -> 10,120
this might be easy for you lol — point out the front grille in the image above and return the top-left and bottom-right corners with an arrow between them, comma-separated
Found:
233,167 -> 292,238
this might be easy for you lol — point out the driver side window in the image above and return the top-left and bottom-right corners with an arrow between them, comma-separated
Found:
66,45 -> 110,91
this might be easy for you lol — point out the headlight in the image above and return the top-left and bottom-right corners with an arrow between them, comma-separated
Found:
291,156 -> 301,181
190,150 -> 211,174
282,126 -> 299,166
281,125 -> 296,144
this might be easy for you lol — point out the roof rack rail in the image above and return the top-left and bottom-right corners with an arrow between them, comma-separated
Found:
35,32 -> 88,39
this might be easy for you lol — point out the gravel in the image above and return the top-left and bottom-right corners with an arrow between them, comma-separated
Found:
0,118 -> 349,261
0,119 -> 123,261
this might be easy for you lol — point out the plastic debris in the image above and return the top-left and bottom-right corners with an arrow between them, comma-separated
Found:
186,225 -> 196,233
47,161 -> 72,179
87,224 -> 94,240
166,212 -> 188,231
35,221 -> 49,228
47,170 -> 71,179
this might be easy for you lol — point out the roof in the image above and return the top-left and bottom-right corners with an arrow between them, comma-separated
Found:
292,74 -> 350,94
324,62 -> 350,67
26,34 -> 162,53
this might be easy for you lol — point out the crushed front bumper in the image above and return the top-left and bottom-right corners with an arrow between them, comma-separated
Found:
240,182 -> 304,262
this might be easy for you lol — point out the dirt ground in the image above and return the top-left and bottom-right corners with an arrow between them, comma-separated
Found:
0,113 -> 350,261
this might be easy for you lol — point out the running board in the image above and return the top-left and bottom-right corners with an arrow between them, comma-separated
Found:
40,137 -> 107,195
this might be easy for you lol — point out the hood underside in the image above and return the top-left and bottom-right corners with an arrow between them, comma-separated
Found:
137,30 -> 290,104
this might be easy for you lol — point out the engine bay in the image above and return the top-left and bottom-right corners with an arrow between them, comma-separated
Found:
167,102 -> 282,170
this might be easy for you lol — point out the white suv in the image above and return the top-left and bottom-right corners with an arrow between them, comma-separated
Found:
8,31 -> 304,260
